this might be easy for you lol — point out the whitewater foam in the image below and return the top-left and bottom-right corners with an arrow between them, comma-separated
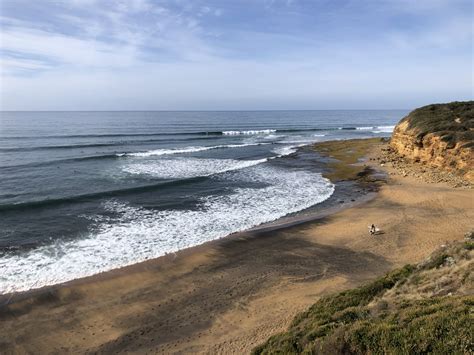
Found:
272,144 -> 306,157
122,157 -> 268,179
122,143 -> 268,157
263,134 -> 285,140
372,125 -> 395,133
222,129 -> 276,135
355,125 -> 395,133
0,165 -> 334,294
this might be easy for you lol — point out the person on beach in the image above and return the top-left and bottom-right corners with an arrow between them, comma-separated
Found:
369,224 -> 376,235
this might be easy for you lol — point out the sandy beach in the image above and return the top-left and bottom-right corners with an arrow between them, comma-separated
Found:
1,138 -> 473,354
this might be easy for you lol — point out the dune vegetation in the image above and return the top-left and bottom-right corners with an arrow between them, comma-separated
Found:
253,234 -> 474,354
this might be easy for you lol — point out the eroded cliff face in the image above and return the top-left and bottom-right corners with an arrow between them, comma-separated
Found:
390,108 -> 474,182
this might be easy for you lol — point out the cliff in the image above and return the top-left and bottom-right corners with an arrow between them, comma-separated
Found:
390,101 -> 474,182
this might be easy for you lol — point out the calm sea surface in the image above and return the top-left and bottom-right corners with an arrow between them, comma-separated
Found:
0,110 -> 407,293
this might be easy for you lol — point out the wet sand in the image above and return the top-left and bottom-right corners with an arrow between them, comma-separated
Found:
1,138 -> 473,354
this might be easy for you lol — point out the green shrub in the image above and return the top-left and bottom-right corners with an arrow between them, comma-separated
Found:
253,256 -> 474,355
401,101 -> 474,146
252,265 -> 414,355
464,241 -> 474,250
321,296 -> 474,355
422,253 -> 449,269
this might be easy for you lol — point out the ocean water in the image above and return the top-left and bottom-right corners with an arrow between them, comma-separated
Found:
0,110 -> 407,294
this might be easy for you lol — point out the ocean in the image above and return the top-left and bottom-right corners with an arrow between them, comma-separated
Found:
0,110 -> 407,294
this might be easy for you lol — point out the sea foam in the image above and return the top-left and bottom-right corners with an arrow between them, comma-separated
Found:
355,125 -> 395,133
222,129 -> 276,135
0,165 -> 334,294
372,125 -> 395,133
272,144 -> 305,157
122,143 -> 269,157
122,157 -> 268,179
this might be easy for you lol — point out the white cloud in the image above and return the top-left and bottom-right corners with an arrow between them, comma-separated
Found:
200,6 -> 211,14
0,57 -> 52,72
68,0 -> 99,6
1,26 -> 138,69
0,0 -> 218,73
387,17 -> 473,50
2,50 -> 471,110
115,0 -> 153,14
0,0 -> 471,110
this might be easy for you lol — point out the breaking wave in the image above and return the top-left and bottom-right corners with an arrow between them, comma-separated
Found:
122,143 -> 269,157
0,165 -> 334,294
122,157 -> 268,179
222,129 -> 277,135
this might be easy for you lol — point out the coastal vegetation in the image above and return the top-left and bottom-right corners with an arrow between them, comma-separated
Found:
403,101 -> 474,145
390,101 -> 474,181
253,235 -> 474,354
255,107 -> 474,353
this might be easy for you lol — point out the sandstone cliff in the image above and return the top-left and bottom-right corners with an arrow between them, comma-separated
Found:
390,101 -> 474,182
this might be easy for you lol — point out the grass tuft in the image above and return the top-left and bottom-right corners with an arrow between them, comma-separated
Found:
253,241 -> 474,355
401,101 -> 474,146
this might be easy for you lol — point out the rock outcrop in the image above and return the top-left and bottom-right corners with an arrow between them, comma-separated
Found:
390,101 -> 474,182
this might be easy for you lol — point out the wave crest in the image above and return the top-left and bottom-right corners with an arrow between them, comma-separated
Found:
122,157 -> 268,179
122,143 -> 269,157
0,165 -> 334,294
222,129 -> 277,135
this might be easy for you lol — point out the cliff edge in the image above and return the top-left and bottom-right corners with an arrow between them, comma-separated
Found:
390,101 -> 474,182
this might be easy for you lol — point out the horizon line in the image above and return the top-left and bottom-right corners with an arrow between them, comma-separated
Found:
0,108 -> 410,113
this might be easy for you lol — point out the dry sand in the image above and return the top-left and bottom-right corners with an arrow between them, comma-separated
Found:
1,139 -> 473,354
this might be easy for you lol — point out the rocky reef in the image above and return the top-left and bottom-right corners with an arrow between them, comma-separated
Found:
390,101 -> 474,182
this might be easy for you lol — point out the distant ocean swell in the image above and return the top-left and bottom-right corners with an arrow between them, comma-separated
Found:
0,177 -> 207,212
0,125 -> 395,142
0,140 -> 296,171
0,143 -> 271,169
0,143 -> 300,211
0,125 -> 395,161
0,165 -> 335,294
121,142 -> 270,157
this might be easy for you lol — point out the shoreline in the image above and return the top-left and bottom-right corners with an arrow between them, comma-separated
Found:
1,189 -> 379,303
0,138 -> 383,300
1,137 -> 472,353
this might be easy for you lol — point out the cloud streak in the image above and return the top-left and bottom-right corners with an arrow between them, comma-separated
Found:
0,0 -> 472,110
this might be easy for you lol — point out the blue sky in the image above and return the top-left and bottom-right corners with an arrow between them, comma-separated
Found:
0,0 -> 472,110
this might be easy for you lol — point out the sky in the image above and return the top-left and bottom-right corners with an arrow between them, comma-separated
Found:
0,0 -> 472,110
